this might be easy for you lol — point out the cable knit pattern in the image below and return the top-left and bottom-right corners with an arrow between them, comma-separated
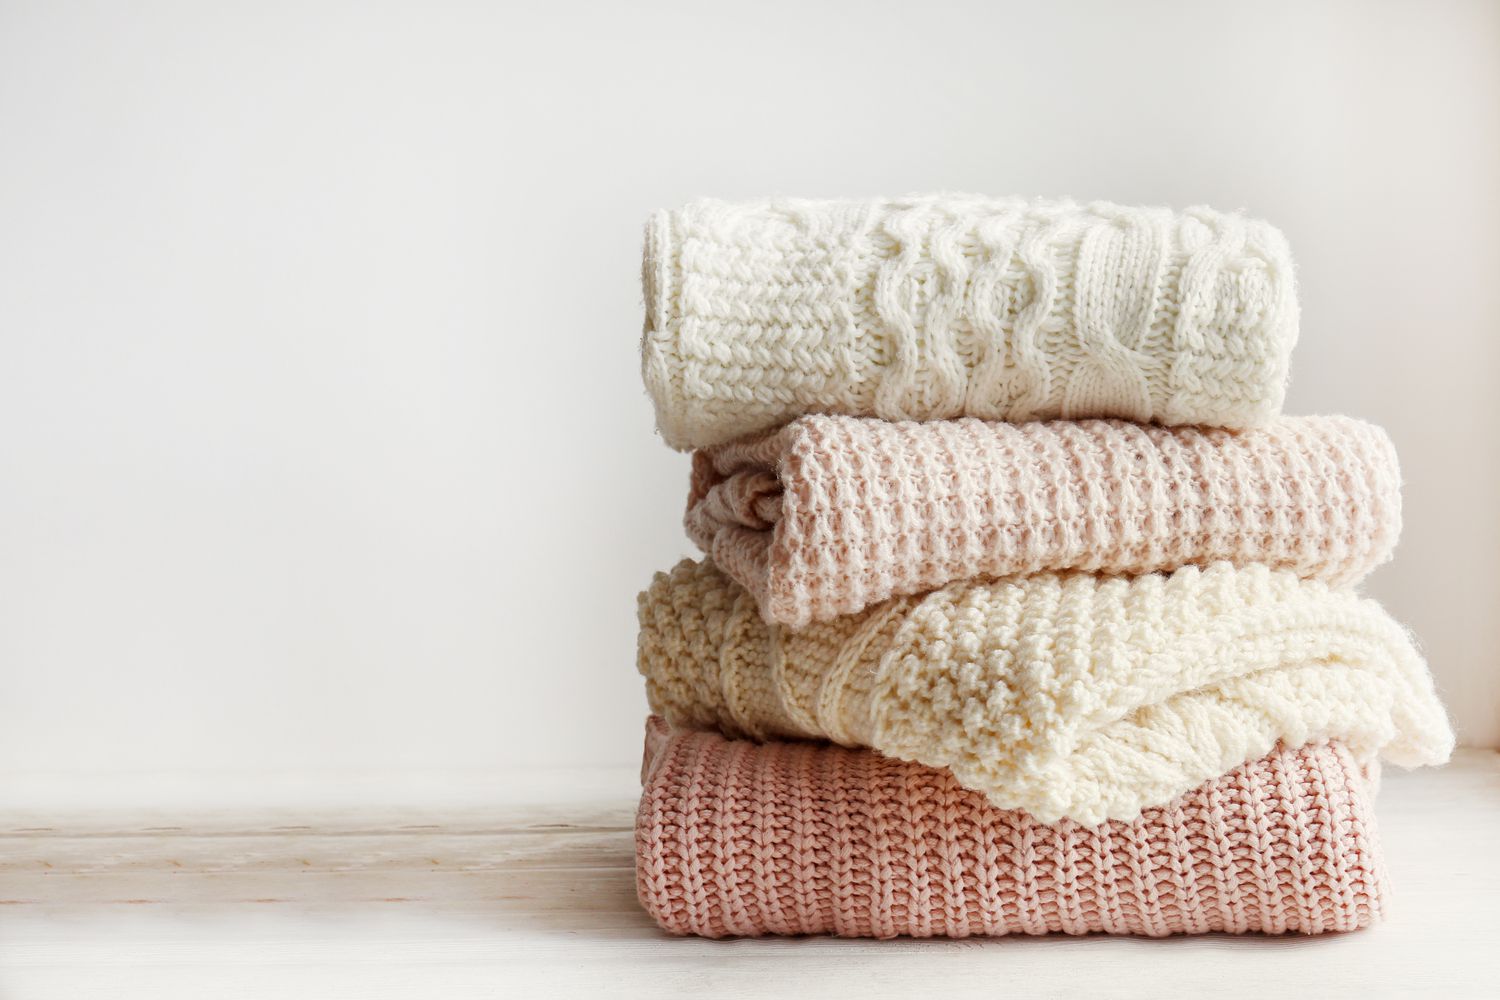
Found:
688,414 -> 1401,627
637,559 -> 1452,824
636,718 -> 1387,938
642,195 -> 1298,450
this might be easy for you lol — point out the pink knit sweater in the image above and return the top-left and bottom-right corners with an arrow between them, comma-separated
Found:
635,718 -> 1387,938
687,415 -> 1402,627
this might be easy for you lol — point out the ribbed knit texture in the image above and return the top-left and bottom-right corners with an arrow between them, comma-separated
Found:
642,195 -> 1298,450
638,559 -> 1452,824
636,718 -> 1387,938
688,414 -> 1401,627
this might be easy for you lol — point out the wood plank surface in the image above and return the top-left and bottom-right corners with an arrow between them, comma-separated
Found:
0,751 -> 1496,998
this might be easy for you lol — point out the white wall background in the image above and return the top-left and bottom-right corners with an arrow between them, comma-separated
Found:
1,0 -> 1497,784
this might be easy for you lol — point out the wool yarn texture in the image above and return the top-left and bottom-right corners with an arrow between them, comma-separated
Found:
642,195 -> 1299,450
687,414 -> 1401,628
636,718 -> 1387,938
638,559 -> 1452,825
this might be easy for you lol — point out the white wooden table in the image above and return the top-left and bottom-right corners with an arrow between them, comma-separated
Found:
2,751 -> 1497,999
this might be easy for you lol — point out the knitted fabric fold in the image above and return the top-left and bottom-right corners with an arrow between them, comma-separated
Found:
642,195 -> 1298,450
637,559 -> 1452,825
636,718 -> 1387,938
687,414 -> 1402,627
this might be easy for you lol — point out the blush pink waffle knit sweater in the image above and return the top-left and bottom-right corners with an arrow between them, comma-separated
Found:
687,414 -> 1401,627
635,718 -> 1387,938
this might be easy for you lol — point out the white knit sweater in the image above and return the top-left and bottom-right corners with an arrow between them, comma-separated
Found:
642,194 -> 1299,449
638,559 -> 1453,824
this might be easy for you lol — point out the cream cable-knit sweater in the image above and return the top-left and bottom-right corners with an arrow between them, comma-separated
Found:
643,195 -> 1299,450
637,559 -> 1452,825
688,414 -> 1401,627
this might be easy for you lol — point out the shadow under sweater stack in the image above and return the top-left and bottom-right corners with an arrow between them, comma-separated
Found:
631,195 -> 1454,938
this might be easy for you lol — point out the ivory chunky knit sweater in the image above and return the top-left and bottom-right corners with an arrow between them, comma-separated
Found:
637,719 -> 1386,938
638,559 -> 1452,824
643,195 -> 1298,449
688,414 -> 1401,627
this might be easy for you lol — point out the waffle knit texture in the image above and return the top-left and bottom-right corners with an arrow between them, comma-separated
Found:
688,414 -> 1401,627
636,718 -> 1387,938
638,559 -> 1452,825
642,195 -> 1299,450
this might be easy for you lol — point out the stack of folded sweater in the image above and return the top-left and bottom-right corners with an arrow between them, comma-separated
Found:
631,195 -> 1453,938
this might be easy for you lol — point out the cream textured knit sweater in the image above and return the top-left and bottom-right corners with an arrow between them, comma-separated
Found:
688,414 -> 1401,627
643,195 -> 1299,449
637,559 -> 1452,824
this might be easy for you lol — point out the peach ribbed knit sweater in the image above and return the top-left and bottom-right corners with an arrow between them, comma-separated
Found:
688,414 -> 1402,628
636,719 -> 1387,938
